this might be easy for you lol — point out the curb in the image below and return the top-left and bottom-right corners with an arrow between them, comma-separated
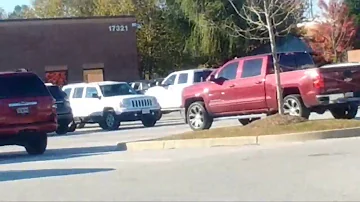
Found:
117,127 -> 360,152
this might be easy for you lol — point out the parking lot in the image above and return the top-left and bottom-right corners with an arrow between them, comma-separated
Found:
0,111 -> 359,201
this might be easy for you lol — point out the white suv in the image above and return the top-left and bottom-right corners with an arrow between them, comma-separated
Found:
62,81 -> 162,130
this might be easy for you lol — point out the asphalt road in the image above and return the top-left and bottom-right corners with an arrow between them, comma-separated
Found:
0,111 -> 358,201
1,135 -> 360,200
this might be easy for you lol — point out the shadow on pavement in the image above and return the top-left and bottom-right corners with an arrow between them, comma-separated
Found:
55,121 -> 185,137
0,145 -> 119,165
0,168 -> 115,182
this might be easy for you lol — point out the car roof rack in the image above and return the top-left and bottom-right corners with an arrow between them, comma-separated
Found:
15,68 -> 29,72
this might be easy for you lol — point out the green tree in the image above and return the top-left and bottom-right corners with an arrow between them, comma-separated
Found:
8,5 -> 33,19
165,0 -> 249,67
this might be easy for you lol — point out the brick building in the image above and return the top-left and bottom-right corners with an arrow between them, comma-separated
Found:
0,16 -> 140,86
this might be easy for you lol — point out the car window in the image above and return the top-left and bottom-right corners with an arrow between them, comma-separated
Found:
133,83 -> 140,90
194,70 -> 212,83
0,73 -> 49,99
278,52 -> 315,72
47,85 -> 66,100
85,87 -> 99,98
177,73 -> 188,84
72,87 -> 84,98
163,74 -> 176,86
100,83 -> 136,97
241,59 -> 263,78
217,62 -> 239,80
63,88 -> 72,98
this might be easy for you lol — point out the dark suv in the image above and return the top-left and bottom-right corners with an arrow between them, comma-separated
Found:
0,71 -> 57,155
45,83 -> 74,135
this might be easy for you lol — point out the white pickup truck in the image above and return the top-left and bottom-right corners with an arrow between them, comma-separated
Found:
62,81 -> 161,131
145,69 -> 213,113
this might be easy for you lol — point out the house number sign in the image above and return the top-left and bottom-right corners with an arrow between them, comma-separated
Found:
109,25 -> 129,32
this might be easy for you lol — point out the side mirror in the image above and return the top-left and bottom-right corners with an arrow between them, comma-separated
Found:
92,93 -> 101,99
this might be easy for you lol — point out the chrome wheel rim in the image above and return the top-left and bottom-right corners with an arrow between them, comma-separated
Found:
283,98 -> 301,116
106,113 -> 115,127
188,106 -> 204,129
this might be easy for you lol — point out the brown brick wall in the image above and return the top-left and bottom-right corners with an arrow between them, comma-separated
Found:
0,16 -> 140,83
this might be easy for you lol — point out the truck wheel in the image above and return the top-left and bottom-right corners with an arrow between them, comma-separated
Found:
141,116 -> 157,127
25,133 -> 47,155
283,95 -> 311,119
187,101 -> 213,131
100,111 -> 120,131
238,118 -> 260,126
77,123 -> 86,129
330,103 -> 358,119
55,123 -> 69,135
68,121 -> 77,133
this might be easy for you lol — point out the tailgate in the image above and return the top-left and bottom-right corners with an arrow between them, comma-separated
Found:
319,63 -> 360,94
0,97 -> 55,127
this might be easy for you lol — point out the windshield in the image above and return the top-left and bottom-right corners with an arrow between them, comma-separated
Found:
47,85 -> 66,100
100,83 -> 136,97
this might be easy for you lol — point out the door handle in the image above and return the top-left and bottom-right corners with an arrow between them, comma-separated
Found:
229,84 -> 235,88
255,81 -> 263,84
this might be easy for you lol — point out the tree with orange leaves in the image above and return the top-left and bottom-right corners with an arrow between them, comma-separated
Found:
307,0 -> 356,63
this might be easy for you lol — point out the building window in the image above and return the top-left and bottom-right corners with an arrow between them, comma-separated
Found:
83,68 -> 104,83
44,65 -> 68,86
45,70 -> 68,86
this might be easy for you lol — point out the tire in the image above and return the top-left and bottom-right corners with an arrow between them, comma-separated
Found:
283,94 -> 311,119
25,133 -> 47,155
187,101 -> 213,131
99,122 -> 108,130
77,123 -> 86,129
100,111 -> 121,131
55,123 -> 68,135
68,121 -> 76,132
330,102 -> 358,119
141,116 -> 157,127
238,118 -> 260,126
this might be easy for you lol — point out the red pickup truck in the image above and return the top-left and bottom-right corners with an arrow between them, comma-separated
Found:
181,52 -> 360,131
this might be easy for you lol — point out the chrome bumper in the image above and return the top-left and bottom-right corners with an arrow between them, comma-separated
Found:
316,92 -> 360,104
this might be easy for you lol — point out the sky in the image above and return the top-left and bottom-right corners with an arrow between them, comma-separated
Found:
0,0 -> 30,12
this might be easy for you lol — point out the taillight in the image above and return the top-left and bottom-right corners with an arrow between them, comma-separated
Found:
313,75 -> 325,89
306,69 -> 324,89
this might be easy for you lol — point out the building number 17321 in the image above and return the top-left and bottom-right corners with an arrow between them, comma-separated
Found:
109,25 -> 129,32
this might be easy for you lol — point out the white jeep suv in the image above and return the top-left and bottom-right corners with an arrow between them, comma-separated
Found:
62,81 -> 162,130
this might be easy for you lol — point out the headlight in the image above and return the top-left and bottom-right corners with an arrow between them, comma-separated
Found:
151,97 -> 159,106
120,100 -> 130,108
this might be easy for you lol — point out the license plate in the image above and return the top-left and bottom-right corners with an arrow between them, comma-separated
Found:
16,107 -> 29,114
142,109 -> 150,114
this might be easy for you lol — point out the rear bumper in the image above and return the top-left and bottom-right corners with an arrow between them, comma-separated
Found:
316,92 -> 360,105
0,122 -> 57,136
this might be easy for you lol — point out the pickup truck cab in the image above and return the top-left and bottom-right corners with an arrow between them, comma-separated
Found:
62,81 -> 161,130
182,52 -> 360,131
145,69 -> 213,113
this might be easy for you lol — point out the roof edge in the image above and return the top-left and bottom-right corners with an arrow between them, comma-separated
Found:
0,15 -> 136,23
